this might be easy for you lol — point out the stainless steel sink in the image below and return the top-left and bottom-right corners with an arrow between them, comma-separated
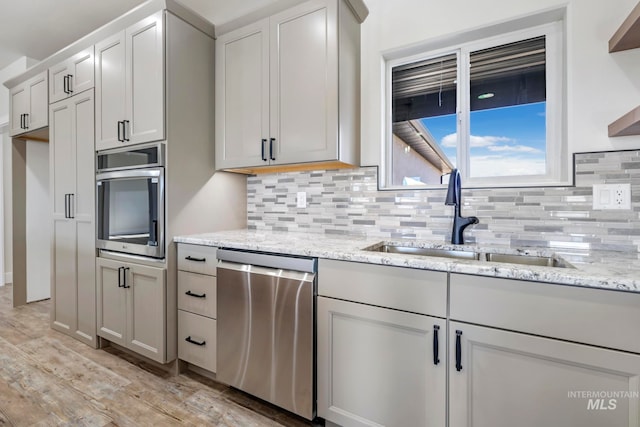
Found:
367,244 -> 479,260
484,253 -> 574,268
364,243 -> 574,268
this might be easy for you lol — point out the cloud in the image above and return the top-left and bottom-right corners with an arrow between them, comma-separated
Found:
440,133 -> 458,147
470,135 -> 512,147
440,133 -> 513,148
486,145 -> 542,153
469,155 -> 546,177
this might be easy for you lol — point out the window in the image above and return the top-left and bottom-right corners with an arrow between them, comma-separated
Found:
386,22 -> 565,188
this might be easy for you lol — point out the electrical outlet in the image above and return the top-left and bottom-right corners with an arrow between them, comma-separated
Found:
296,191 -> 307,208
592,183 -> 631,210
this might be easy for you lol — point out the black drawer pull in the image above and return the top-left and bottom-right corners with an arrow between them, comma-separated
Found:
455,330 -> 463,372
185,336 -> 206,346
185,256 -> 206,262
185,290 -> 206,298
433,325 -> 440,365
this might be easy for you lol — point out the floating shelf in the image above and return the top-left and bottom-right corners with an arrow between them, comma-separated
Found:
609,1 -> 640,52
609,105 -> 640,136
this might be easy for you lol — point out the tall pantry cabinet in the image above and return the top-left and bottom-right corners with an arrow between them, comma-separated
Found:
49,89 -> 96,347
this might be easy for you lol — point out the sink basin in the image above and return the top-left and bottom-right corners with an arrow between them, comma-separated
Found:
484,253 -> 574,268
364,243 -> 574,268
367,244 -> 479,260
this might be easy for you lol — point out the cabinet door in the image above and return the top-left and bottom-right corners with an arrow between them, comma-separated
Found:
317,296 -> 446,427
126,11 -> 164,145
27,71 -> 48,131
73,91 -> 96,345
96,257 -> 127,347
49,48 -> 94,104
126,262 -> 166,363
95,31 -> 126,151
9,83 -> 27,136
215,18 -> 270,169
49,61 -> 71,104
269,0 -> 339,165
449,321 -> 640,427
50,92 -> 96,346
50,98 -> 77,335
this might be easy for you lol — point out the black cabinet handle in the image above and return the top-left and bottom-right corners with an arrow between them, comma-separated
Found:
117,267 -> 124,288
185,256 -> 206,262
455,330 -> 463,372
185,290 -> 206,298
269,137 -> 276,161
123,120 -> 130,141
20,114 -> 25,129
66,74 -> 73,94
68,194 -> 74,219
23,113 -> 28,129
261,138 -> 267,161
433,325 -> 440,365
122,267 -> 131,288
185,336 -> 206,346
63,75 -> 69,94
64,194 -> 68,218
117,121 -> 123,142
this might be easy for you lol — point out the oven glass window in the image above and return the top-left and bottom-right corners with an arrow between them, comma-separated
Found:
97,146 -> 159,171
97,176 -> 159,246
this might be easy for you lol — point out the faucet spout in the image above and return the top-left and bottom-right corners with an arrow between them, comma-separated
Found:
445,169 -> 478,245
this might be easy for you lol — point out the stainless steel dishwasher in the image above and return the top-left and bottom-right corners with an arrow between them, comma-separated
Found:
216,249 -> 316,420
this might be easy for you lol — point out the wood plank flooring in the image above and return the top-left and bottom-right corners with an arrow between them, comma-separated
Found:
0,284 -> 316,426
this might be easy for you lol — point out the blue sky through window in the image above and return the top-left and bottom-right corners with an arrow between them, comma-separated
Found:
420,102 -> 546,178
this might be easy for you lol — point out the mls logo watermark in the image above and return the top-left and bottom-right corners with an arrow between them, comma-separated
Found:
568,390 -> 639,410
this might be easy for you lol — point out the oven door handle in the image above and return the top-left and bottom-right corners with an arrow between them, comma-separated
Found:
96,167 -> 162,181
150,219 -> 158,246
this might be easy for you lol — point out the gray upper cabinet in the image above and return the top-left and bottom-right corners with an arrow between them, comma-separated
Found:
9,70 -> 48,137
215,0 -> 362,172
95,11 -> 164,151
48,47 -> 95,104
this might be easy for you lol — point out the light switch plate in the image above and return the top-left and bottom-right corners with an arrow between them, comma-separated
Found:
296,191 -> 307,208
592,183 -> 631,210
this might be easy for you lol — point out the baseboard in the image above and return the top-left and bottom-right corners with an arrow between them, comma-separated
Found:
3,272 -> 12,285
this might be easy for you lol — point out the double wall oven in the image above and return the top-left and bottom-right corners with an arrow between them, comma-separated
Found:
96,143 -> 165,259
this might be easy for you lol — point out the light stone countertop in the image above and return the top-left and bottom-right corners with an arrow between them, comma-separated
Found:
174,229 -> 640,293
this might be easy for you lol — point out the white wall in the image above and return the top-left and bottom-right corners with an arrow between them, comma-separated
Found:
25,140 -> 50,301
1,56 -> 38,285
360,0 -> 640,169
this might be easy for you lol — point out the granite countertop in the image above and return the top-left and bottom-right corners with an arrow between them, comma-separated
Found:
174,229 -> 640,293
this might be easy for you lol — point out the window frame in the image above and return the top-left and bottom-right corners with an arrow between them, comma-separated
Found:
383,20 -> 566,189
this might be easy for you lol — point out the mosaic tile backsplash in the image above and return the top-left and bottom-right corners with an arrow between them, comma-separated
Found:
247,150 -> 640,253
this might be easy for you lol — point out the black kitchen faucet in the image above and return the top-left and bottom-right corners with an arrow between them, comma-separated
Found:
445,169 -> 479,245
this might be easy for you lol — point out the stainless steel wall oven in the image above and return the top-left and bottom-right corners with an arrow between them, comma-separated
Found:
96,143 -> 165,258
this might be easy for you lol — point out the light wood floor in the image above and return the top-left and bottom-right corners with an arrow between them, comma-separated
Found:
0,284 -> 315,426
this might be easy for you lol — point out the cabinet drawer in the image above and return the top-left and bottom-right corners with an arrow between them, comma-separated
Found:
318,259 -> 447,317
450,274 -> 640,354
178,271 -> 216,318
177,244 -> 217,275
178,310 -> 216,373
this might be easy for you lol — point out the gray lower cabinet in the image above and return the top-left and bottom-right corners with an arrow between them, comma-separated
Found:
318,297 -> 446,427
449,321 -> 640,427
450,273 -> 640,427
318,262 -> 640,427
96,257 -> 167,363
177,244 -> 217,373
317,259 -> 447,427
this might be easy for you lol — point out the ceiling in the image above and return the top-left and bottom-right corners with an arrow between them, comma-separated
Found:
0,0 -> 279,71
